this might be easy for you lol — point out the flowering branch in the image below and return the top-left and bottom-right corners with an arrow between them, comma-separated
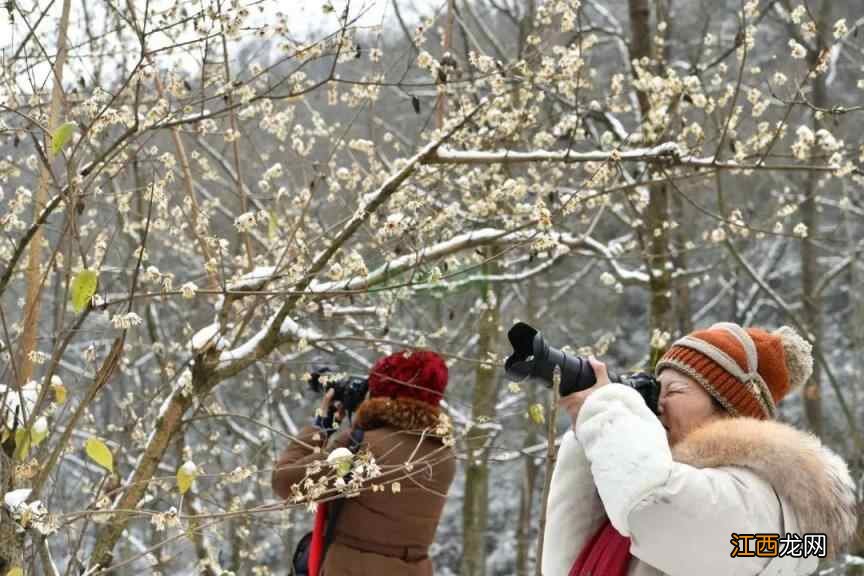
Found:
426,143 -> 852,174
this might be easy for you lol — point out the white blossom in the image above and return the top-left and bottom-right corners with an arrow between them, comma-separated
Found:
790,5 -> 807,24
181,282 -> 198,299
234,211 -> 257,232
417,51 -> 436,71
111,312 -> 143,329
834,19 -> 848,39
788,39 -> 807,59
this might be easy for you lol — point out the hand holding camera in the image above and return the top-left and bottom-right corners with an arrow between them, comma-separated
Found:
307,368 -> 369,429
557,356 -> 610,426
318,389 -> 347,427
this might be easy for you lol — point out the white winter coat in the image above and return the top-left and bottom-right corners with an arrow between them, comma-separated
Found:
542,385 -> 857,576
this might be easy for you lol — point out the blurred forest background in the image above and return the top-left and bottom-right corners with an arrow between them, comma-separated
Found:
0,0 -> 863,574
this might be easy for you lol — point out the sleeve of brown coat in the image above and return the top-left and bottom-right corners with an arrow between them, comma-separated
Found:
271,425 -> 353,500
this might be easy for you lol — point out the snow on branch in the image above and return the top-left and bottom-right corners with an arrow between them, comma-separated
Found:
254,100 -> 491,370
213,314 -> 369,378
489,436 -> 564,462
409,252 -> 566,292
227,266 -> 277,291
428,142 -> 681,164
310,227 -> 647,295
427,143 -> 849,174
577,236 -> 649,283
309,228 -> 515,293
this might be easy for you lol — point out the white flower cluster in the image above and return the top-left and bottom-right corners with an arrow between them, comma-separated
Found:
650,329 -> 672,350
728,209 -> 750,238
834,19 -> 849,39
26,350 -> 50,365
0,186 -> 33,231
343,250 -> 368,278
234,211 -> 257,233
224,465 -> 253,484
150,506 -> 181,532
788,39 -> 807,60
4,488 -> 55,535
111,312 -> 144,329
791,126 -> 815,160
416,51 -> 437,71
181,281 -> 198,299
380,212 -> 408,239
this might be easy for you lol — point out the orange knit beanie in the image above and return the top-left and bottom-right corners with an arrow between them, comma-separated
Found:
655,322 -> 813,419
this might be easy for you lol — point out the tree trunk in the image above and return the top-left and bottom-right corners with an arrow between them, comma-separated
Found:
0,452 -> 24,573
88,387 -> 195,569
800,0 -> 831,438
16,0 -> 73,387
628,0 -> 654,115
461,258 -> 501,576
627,0 -> 674,360
672,191 -> 692,335
516,280 -> 539,576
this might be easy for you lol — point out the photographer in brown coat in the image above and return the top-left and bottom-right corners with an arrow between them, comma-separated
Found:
272,350 -> 457,576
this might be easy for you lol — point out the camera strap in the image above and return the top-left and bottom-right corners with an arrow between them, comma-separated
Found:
321,426 -> 366,557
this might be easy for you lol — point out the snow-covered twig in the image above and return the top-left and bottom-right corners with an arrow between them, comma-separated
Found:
488,436 -> 564,462
309,228 -> 516,293
409,251 -> 566,292
428,144 -> 850,174
428,142 -> 681,164
214,314 -> 369,378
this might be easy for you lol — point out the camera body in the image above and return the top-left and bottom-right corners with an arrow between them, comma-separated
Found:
306,368 -> 369,416
504,322 -> 661,415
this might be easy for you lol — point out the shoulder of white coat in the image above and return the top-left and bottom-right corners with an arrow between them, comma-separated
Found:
672,417 -> 857,556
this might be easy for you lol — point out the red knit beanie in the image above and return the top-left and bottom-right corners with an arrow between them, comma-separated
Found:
368,350 -> 448,406
655,322 -> 813,419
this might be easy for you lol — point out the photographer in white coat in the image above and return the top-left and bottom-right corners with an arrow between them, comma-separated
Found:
542,322 -> 857,576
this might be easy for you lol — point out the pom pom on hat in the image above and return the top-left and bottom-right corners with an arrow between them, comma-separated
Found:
772,326 -> 813,392
368,350 -> 448,406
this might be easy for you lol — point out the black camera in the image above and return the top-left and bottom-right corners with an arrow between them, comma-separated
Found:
504,322 -> 660,415
306,368 -> 369,416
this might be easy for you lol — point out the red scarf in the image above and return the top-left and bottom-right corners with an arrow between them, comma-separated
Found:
308,502 -> 329,576
569,518 -> 632,576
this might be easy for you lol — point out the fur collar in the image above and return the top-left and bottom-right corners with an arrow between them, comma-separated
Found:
672,417 -> 857,555
354,396 -> 442,432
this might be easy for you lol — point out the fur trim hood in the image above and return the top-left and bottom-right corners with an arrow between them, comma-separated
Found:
672,417 -> 857,555
354,396 -> 442,432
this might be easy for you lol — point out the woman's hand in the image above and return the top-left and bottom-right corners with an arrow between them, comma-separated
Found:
318,389 -> 346,426
559,356 -> 611,428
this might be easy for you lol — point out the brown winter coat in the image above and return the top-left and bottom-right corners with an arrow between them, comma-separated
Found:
272,397 -> 456,576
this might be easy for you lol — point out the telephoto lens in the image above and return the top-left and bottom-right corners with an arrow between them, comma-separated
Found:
504,322 -> 660,415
